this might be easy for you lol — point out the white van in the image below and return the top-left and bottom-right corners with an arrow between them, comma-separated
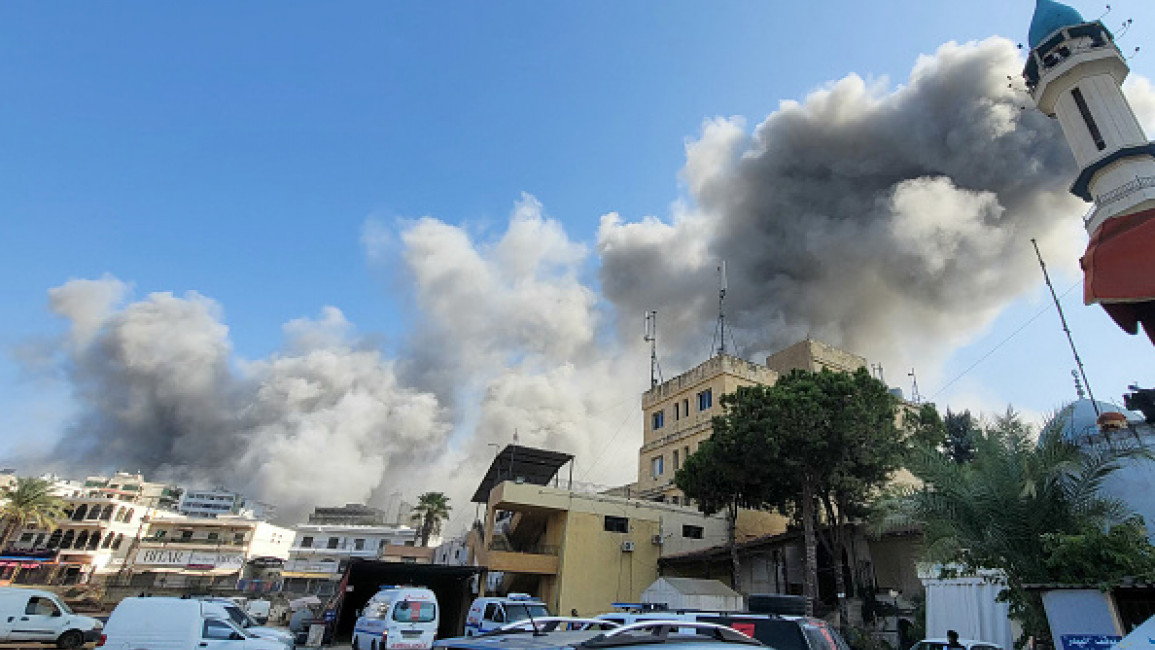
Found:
464,594 -> 550,636
353,586 -> 440,650
0,586 -> 102,649
98,597 -> 286,650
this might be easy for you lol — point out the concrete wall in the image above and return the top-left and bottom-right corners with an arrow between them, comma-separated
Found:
556,510 -> 660,616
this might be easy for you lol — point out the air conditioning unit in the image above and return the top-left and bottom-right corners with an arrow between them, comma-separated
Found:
621,540 -> 636,552
651,534 -> 664,546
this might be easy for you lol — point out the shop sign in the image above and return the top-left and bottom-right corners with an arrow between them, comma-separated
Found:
135,549 -> 244,569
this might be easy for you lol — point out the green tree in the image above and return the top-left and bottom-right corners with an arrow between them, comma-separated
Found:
410,492 -> 452,547
876,408 -> 1151,646
0,477 -> 68,550
905,403 -> 947,451
679,368 -> 903,619
943,409 -> 978,463
676,385 -> 777,590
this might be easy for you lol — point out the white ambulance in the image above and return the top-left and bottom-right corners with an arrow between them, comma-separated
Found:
464,594 -> 550,636
353,586 -> 440,650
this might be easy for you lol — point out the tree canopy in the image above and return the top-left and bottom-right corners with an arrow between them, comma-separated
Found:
677,367 -> 903,616
876,408 -> 1153,646
410,492 -> 452,547
0,477 -> 68,549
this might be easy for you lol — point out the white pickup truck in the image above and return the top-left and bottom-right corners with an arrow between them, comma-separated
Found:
0,587 -> 103,648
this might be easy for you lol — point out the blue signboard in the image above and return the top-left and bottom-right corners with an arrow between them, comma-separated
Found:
1061,634 -> 1123,650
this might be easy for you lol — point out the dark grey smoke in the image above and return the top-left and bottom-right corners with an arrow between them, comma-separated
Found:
598,38 -> 1090,373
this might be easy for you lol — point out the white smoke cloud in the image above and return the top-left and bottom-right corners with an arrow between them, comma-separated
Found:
31,37 -> 1155,524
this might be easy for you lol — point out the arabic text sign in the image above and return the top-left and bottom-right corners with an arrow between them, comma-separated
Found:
135,549 -> 245,569
1061,634 -> 1123,650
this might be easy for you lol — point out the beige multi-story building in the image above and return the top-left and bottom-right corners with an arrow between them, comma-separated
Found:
127,512 -> 293,591
636,339 -> 867,503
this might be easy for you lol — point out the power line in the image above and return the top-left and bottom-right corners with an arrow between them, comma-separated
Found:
930,280 -> 1081,401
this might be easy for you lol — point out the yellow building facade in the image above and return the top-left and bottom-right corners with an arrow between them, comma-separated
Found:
637,339 -> 867,503
475,480 -> 736,616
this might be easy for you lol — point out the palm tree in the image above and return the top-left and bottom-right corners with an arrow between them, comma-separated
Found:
410,492 -> 451,547
0,477 -> 68,551
876,407 -> 1151,644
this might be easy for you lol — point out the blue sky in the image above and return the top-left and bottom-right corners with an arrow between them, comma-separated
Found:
2,1 -> 1154,503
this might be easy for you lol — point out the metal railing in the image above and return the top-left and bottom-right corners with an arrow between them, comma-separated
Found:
139,537 -> 244,546
1094,175 -> 1155,211
487,539 -> 559,556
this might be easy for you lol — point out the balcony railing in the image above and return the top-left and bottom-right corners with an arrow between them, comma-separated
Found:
140,537 -> 244,546
487,539 -> 558,556
1094,175 -> 1155,211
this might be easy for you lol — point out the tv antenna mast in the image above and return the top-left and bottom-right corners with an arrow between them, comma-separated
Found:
644,310 -> 663,388
715,261 -> 729,357
908,369 -> 922,404
1031,239 -> 1099,416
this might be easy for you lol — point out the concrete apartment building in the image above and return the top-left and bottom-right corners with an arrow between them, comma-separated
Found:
469,445 -> 738,616
637,339 -> 867,503
128,511 -> 293,591
178,488 -> 275,521
282,505 -> 425,595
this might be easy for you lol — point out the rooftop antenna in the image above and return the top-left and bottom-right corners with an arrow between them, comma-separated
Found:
1031,239 -> 1100,416
715,261 -> 728,357
871,363 -> 885,384
1097,5 -> 1112,22
644,310 -> 664,388
908,369 -> 922,404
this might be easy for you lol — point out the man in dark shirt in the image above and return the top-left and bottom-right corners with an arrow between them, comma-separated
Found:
947,630 -> 965,650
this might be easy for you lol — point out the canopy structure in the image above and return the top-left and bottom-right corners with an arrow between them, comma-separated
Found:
471,444 -> 574,503
1082,206 -> 1155,344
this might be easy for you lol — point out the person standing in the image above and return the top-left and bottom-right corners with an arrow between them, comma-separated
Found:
947,630 -> 965,650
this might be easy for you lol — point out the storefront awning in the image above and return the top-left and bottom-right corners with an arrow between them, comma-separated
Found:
281,570 -> 337,579
1083,206 -> 1155,343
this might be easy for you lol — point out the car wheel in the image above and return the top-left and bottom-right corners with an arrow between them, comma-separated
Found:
56,630 -> 84,650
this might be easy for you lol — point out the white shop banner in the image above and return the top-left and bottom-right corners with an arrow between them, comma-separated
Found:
134,549 -> 245,569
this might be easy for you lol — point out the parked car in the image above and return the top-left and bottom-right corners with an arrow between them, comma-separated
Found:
437,620 -> 761,650
0,586 -> 103,649
464,594 -> 550,636
595,611 -> 850,650
909,639 -> 1004,650
97,596 -> 285,650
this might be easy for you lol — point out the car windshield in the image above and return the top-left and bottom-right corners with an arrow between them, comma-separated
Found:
506,603 -> 550,622
224,604 -> 257,628
393,600 -> 437,623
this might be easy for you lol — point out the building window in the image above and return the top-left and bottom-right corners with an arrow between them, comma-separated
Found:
684,445 -> 690,461
327,537 -> 340,549
698,389 -> 713,411
604,516 -> 629,533
19,533 -> 33,543
683,399 -> 689,417
682,525 -> 704,539
673,402 -> 680,420
1072,87 -> 1107,150
300,536 -> 313,548
673,449 -> 680,470
207,532 -> 219,542
651,410 -> 664,430
354,539 -> 365,551
651,455 -> 664,478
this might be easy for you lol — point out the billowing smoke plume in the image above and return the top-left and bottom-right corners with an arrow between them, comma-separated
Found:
600,38 -> 1093,374
28,37 -> 1155,523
